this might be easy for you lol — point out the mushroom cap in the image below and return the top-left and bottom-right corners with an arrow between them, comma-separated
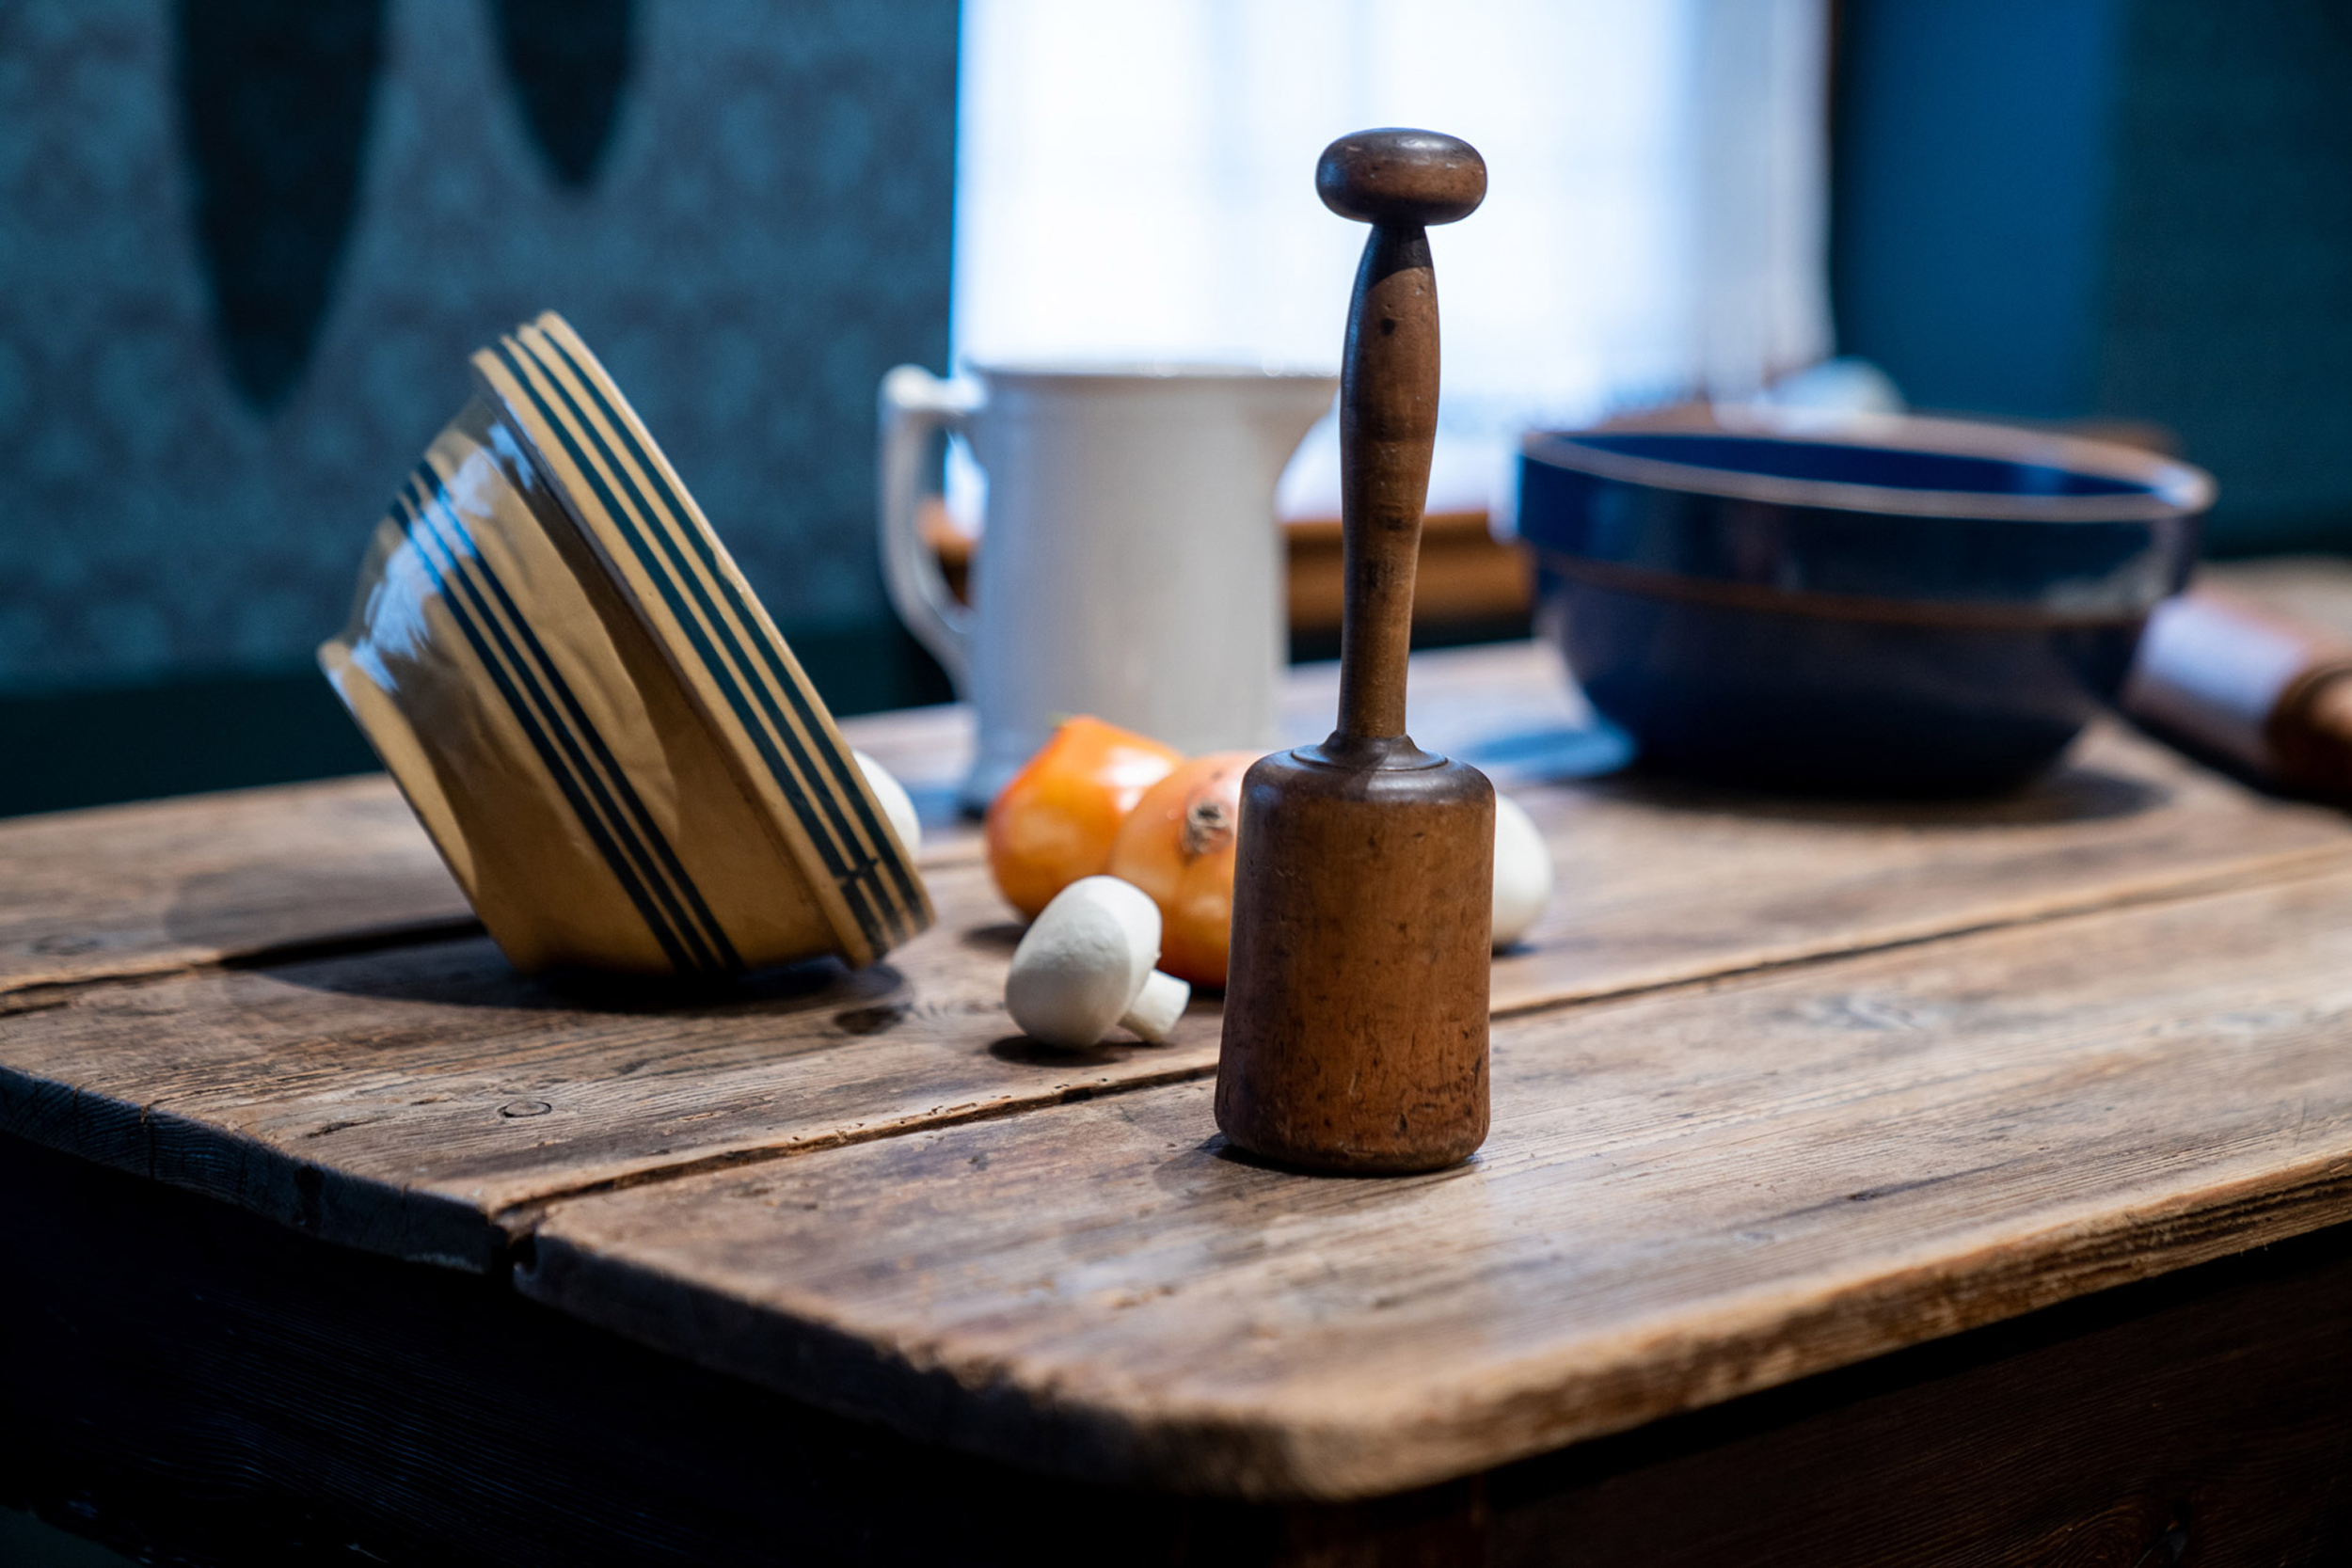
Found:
1316,129 -> 1486,228
1005,876 -> 1161,1048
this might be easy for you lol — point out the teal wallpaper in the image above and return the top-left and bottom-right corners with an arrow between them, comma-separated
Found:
2095,0 -> 2352,552
1834,0 -> 2352,554
0,0 -> 959,696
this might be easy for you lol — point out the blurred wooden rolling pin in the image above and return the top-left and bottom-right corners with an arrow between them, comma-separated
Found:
2123,583 -> 2352,794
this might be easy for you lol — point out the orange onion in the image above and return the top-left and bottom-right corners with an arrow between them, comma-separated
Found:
985,717 -> 1183,920
1105,751 -> 1257,988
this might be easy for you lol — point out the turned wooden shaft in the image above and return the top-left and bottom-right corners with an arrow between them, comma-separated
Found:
1215,129 -> 1492,1175
1335,224 -> 1439,739
1321,129 -> 1483,739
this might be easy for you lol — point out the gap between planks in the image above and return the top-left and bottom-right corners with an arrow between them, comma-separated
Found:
11,691 -> 2352,1280
516,863 -> 2352,1499
10,827 -> 2352,1280
19,816 -> 2349,1030
483,840 -> 2352,1245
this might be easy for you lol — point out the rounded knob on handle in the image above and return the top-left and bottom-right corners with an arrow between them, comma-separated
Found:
1316,129 -> 1486,228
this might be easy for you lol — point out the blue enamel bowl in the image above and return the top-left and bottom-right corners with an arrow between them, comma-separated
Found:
1515,415 -> 2214,793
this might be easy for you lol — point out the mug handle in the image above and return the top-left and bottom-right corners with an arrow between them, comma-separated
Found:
877,364 -> 982,692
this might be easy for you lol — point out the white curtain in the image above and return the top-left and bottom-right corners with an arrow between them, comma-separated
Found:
950,0 -> 1831,515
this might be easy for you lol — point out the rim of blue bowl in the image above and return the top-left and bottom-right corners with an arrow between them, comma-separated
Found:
1520,411 -> 2214,524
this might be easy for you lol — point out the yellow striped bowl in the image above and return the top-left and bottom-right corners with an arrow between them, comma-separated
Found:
320,311 -> 931,976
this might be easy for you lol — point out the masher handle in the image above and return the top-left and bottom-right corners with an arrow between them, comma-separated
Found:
1319,129 -> 1486,740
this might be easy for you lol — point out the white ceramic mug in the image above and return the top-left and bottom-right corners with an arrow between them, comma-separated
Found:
878,363 -> 1338,806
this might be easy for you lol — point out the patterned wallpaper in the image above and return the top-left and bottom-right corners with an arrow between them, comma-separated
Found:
1833,0 -> 2352,552
2095,0 -> 2352,552
0,0 -> 959,693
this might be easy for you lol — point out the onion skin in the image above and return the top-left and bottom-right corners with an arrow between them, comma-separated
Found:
986,717 -> 1183,920
1105,751 -> 1258,989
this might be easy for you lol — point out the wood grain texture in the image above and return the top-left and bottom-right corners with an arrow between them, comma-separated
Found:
0,854 -> 1211,1271
9,575 -> 2349,1005
4,660 -> 2348,1271
19,1125 -> 2352,1567
0,1130 -> 1476,1568
522,863 -> 2352,1499
13,603 -> 2352,1536
0,774 -> 477,995
1481,1220 -> 2352,1565
1319,128 -> 1485,740
0,707 -> 987,1000
0,644 -> 1584,996
1484,714 -> 2352,1012
1220,742 -> 1495,1170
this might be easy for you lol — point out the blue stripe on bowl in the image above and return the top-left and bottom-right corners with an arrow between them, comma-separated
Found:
485,335 -> 907,954
485,341 -> 895,953
524,325 -> 930,933
397,464 -> 740,976
515,325 -> 923,943
410,463 -> 741,973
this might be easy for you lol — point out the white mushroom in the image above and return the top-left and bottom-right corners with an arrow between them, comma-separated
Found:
1492,792 -> 1553,950
852,750 -> 921,858
1006,876 -> 1190,1048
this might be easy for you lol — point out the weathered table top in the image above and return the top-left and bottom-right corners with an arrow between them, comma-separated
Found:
9,630 -> 2352,1504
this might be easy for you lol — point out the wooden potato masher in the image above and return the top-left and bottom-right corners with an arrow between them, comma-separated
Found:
1215,129 -> 1494,1174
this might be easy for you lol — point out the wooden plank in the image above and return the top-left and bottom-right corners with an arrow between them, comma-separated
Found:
17,1126 -> 2352,1565
12,637 -> 2347,1004
520,863 -> 2352,1500
0,853 -> 1186,1271
8,705 -> 2349,1267
8,642 -> 2344,1016
5,673 -> 2350,1269
0,705 -> 988,999
0,643 -> 1586,995
1486,714 -> 2352,1011
0,774 -> 476,995
1482,1224 -> 2352,1564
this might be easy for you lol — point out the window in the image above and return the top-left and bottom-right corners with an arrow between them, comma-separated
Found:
951,0 -> 1831,517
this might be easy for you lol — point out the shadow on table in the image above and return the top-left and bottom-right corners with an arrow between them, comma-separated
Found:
1451,720 -> 2165,827
245,921 -> 1188,1080
1582,762 -> 2169,828
254,929 -> 899,1021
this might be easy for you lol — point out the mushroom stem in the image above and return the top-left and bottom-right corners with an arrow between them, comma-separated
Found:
1120,969 -> 1190,1043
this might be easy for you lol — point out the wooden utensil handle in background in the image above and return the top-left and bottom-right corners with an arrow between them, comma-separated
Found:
2123,586 -> 2352,794
1318,130 -> 1486,741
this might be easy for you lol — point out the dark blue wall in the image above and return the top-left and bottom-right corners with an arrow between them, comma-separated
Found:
0,0 -> 958,813
2095,0 -> 2352,551
1834,0 -> 2126,419
1834,0 -> 2352,553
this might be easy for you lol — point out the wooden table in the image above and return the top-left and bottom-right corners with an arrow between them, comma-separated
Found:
10,630 -> 2352,1564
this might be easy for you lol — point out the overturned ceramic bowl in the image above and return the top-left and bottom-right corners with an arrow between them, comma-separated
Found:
321,311 -> 930,976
